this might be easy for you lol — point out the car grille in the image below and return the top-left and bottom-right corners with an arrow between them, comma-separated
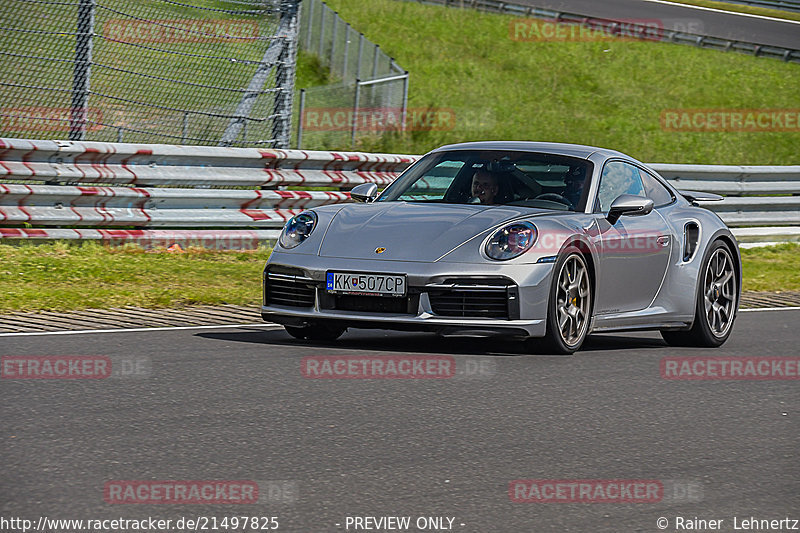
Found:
333,295 -> 412,314
264,269 -> 315,308
428,279 -> 513,319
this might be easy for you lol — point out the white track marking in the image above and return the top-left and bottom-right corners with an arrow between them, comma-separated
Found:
740,306 -> 800,312
0,323 -> 283,337
1,308 -> 799,337
639,0 -> 800,25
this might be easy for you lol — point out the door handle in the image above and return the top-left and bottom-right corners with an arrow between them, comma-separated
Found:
657,236 -> 670,247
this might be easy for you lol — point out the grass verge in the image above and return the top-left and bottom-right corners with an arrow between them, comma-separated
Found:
317,0 -> 799,164
0,242 -> 271,314
0,241 -> 797,314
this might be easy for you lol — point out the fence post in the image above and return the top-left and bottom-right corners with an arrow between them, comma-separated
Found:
401,72 -> 409,132
304,0 -> 314,50
317,5 -> 326,57
69,0 -> 95,140
296,88 -> 306,148
371,43 -> 379,79
330,15 -> 338,76
271,0 -> 300,148
342,24 -> 350,79
351,79 -> 361,147
356,33 -> 364,80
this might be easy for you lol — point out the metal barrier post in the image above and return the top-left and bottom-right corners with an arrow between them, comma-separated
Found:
69,0 -> 95,140
351,80 -> 361,147
297,88 -> 306,148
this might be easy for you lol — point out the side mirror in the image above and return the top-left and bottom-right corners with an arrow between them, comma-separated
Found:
350,183 -> 379,203
607,194 -> 654,224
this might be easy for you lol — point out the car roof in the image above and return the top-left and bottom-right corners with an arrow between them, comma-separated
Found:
431,141 -> 630,161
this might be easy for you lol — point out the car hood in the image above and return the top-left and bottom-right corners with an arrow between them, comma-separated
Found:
317,202 -> 552,262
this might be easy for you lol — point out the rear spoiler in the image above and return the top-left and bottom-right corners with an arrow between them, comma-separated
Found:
679,190 -> 723,203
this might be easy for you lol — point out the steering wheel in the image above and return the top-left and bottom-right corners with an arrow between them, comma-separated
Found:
534,193 -> 573,208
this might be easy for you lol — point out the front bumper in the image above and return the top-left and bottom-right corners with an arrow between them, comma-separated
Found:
260,252 -> 554,337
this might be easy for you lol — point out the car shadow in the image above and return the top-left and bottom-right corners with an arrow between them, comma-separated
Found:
195,327 -> 669,356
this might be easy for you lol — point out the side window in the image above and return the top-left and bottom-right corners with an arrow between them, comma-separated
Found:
638,169 -> 675,208
596,161 -> 646,212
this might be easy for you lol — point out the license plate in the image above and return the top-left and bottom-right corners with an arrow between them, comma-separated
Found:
326,272 -> 406,297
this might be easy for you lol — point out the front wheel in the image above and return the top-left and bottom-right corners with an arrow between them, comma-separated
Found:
661,240 -> 737,347
538,250 -> 593,355
285,323 -> 346,342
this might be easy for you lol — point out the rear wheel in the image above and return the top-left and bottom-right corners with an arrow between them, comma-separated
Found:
661,240 -> 737,347
285,323 -> 346,342
538,250 -> 592,355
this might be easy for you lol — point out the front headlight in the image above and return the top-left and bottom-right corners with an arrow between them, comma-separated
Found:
485,221 -> 537,261
279,211 -> 317,249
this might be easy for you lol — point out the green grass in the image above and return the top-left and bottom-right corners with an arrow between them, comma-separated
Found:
0,241 -> 797,313
0,242 -> 271,313
741,242 -> 800,292
316,0 -> 800,164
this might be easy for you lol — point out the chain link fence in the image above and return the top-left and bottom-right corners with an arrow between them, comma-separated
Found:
0,0 -> 299,147
295,0 -> 409,149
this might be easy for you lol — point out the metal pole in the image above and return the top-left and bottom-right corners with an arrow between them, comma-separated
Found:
371,44 -> 379,79
304,0 -> 314,50
342,24 -> 350,80
351,80 -> 361,148
401,72 -> 409,133
69,0 -> 95,140
181,112 -> 189,144
355,33 -> 364,80
296,88 -> 306,148
271,0 -> 300,149
317,5 -> 326,57
221,0 -> 299,147
330,15 -> 338,77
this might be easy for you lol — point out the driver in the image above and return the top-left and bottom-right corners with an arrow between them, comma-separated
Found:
563,168 -> 585,208
470,169 -> 499,205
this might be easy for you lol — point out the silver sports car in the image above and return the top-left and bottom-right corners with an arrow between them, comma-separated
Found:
261,141 -> 740,354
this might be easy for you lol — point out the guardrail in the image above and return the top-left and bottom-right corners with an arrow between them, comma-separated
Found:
405,0 -> 800,63
0,138 -> 798,248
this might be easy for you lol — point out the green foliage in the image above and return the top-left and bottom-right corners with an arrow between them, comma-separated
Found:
320,0 -> 800,164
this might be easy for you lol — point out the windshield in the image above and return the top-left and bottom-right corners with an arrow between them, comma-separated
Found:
378,150 -> 593,212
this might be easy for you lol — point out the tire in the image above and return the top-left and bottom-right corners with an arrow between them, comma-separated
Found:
285,323 -> 346,342
537,249 -> 593,355
661,240 -> 737,348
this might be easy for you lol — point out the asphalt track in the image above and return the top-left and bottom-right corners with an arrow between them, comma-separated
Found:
512,0 -> 800,49
1,309 -> 797,532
